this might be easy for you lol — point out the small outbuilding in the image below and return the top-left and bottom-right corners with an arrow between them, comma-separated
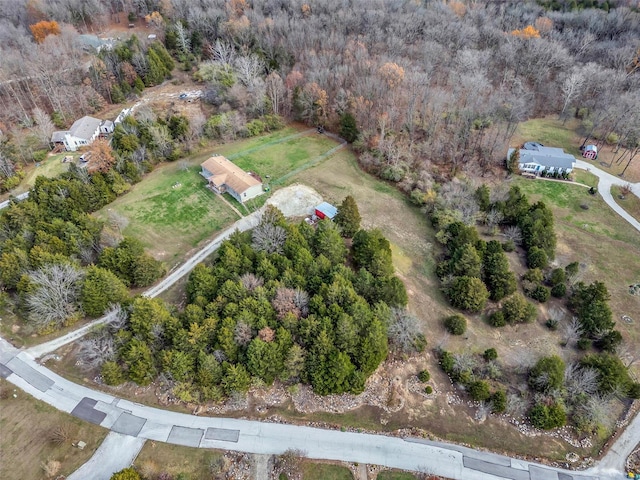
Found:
582,144 -> 598,160
315,202 -> 338,220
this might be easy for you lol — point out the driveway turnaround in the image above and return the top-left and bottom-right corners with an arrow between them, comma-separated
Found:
1,338 -> 633,480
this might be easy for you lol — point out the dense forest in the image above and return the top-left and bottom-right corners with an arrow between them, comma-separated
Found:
1,0 -> 639,193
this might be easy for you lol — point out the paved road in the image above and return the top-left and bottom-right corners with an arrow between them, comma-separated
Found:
0,337 -> 632,480
67,431 -> 146,480
574,159 -> 640,233
0,190 -> 29,210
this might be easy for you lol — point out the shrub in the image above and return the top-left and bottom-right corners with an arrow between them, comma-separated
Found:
577,338 -> 591,350
549,268 -> 566,286
424,385 -> 433,394
502,293 -> 537,324
529,355 -> 565,393
529,402 -> 566,430
446,276 -> 489,312
439,350 -> 455,374
565,261 -> 580,278
527,246 -> 548,269
551,283 -> 566,298
101,360 -> 125,385
418,370 -> 431,382
483,348 -> 498,361
490,390 -> 507,413
501,240 -> 515,252
628,383 -> 640,399
468,380 -> 491,401
530,285 -> 550,303
489,311 -> 506,327
444,314 -> 467,335
545,318 -> 559,330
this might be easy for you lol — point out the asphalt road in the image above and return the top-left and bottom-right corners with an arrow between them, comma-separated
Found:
1,337 -> 636,480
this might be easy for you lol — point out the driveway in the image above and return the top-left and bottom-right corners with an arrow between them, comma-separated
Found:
0,337 -> 634,480
574,160 -> 640,233
67,432 -> 145,480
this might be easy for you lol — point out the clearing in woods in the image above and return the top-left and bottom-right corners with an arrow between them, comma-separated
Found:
94,125 -> 341,263
0,379 -> 107,480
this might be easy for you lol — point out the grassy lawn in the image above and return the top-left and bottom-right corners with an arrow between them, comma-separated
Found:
133,442 -> 223,479
0,152 -> 73,201
572,169 -> 599,187
94,163 -> 238,264
377,471 -> 418,480
302,461 -> 354,480
611,185 -> 640,223
0,379 -> 107,480
514,177 -> 640,343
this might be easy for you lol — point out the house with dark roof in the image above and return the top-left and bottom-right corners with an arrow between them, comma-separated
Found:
200,155 -> 264,203
51,116 -> 115,152
508,144 -> 576,176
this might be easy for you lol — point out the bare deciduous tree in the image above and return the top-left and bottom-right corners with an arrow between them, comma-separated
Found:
563,316 -> 582,346
25,264 -> 83,330
503,225 -> 522,245
31,107 -> 54,146
564,363 -> 598,398
234,321 -> 253,346
252,222 -> 287,254
240,272 -> 264,291
387,307 -> 424,354
76,327 -> 116,371
234,54 -> 264,88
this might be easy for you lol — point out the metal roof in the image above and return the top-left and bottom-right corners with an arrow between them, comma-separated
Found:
315,202 -> 338,219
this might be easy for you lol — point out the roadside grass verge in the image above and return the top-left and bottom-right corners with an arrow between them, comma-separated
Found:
377,471 -> 418,480
302,461 -> 354,480
514,177 -> 640,344
611,185 -> 640,223
0,379 -> 107,480
133,441 -> 223,479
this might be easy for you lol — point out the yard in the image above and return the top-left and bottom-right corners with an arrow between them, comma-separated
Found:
301,461 -> 354,480
513,117 -> 640,183
0,152 -> 73,201
94,125 -> 342,264
133,441 -> 223,479
611,185 -> 640,223
515,177 -> 640,345
377,471 -> 418,480
0,379 -> 107,480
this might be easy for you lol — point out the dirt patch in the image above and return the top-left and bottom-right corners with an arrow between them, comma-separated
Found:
267,184 -> 323,217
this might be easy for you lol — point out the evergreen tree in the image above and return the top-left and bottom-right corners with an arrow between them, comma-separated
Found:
334,195 -> 361,237
81,266 -> 130,317
339,112 -> 359,143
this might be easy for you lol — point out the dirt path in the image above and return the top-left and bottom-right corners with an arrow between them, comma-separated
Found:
253,454 -> 270,480
354,463 -> 368,480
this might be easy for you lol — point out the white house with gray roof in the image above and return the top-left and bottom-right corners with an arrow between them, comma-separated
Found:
51,116 -> 114,152
508,144 -> 576,176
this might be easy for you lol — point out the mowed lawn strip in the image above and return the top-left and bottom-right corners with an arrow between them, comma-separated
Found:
302,461 -> 354,480
611,185 -> 640,223
133,441 -> 223,479
0,379 -> 107,480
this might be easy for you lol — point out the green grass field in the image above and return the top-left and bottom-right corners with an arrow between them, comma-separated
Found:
134,441 -> 223,479
611,185 -> 640,223
302,462 -> 354,480
572,170 -> 599,187
94,164 -> 238,263
0,153 -> 72,201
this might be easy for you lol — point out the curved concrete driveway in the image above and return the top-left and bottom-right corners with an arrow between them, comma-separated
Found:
574,159 -> 640,233
0,338 -> 633,480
